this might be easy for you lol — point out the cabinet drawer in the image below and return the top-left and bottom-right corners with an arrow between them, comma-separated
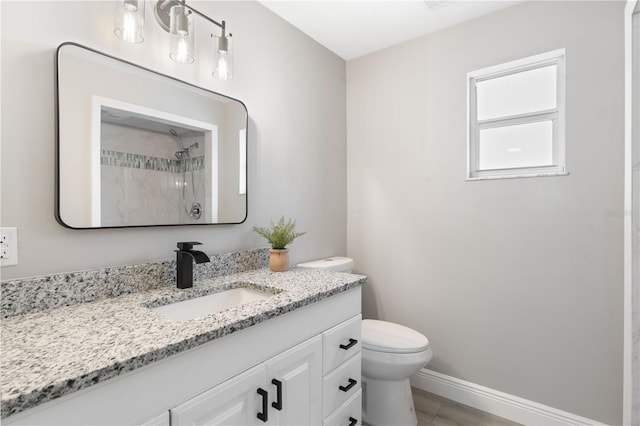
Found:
170,363 -> 265,425
323,314 -> 361,374
323,354 -> 361,418
324,389 -> 362,426
140,412 -> 170,426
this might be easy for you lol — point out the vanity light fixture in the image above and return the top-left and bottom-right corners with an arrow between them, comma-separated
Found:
114,0 -> 233,80
114,0 -> 145,43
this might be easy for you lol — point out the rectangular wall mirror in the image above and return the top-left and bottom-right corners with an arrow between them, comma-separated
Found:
55,42 -> 248,229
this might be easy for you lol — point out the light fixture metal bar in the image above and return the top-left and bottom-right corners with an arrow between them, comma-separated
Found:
179,1 -> 226,34
154,0 -> 226,35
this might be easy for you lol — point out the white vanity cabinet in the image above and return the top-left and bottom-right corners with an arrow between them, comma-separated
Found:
169,315 -> 362,426
170,336 -> 322,425
4,287 -> 361,426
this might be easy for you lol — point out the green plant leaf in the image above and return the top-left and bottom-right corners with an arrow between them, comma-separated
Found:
253,216 -> 306,249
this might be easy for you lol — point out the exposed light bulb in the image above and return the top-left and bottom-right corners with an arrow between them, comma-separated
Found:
216,54 -> 230,80
176,38 -> 190,63
121,12 -> 137,43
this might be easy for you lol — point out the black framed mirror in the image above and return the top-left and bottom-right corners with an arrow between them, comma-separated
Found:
55,42 -> 247,229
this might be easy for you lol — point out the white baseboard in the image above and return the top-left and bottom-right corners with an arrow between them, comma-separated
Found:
410,368 -> 608,426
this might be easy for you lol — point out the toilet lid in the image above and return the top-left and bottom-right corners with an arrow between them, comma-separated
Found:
297,257 -> 353,273
361,320 -> 429,354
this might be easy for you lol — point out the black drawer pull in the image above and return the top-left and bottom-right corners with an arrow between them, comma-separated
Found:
339,378 -> 358,392
271,378 -> 283,410
257,388 -> 268,422
348,416 -> 358,426
339,338 -> 358,350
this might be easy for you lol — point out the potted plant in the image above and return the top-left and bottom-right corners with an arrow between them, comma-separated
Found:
253,216 -> 305,272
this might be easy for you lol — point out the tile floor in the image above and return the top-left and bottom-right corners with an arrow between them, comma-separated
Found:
412,388 -> 522,426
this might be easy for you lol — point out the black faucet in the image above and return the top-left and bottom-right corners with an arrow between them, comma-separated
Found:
175,242 -> 210,289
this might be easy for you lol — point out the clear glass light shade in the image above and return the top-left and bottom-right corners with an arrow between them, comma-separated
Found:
169,5 -> 194,64
114,0 -> 145,43
213,34 -> 233,80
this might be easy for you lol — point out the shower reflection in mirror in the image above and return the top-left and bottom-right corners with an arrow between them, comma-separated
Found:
168,128 -> 203,220
93,98 -> 218,227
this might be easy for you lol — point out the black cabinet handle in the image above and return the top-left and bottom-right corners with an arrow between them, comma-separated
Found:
339,338 -> 358,350
348,416 -> 358,426
256,388 -> 268,422
271,378 -> 283,411
339,378 -> 358,392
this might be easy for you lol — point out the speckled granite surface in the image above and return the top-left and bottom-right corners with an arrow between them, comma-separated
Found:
1,267 -> 365,419
0,248 -> 269,318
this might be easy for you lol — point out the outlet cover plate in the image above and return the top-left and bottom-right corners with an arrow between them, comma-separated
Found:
0,227 -> 18,267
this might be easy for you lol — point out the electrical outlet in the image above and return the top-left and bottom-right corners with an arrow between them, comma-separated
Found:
0,227 -> 18,267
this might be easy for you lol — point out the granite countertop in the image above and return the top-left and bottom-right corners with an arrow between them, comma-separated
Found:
1,267 -> 366,418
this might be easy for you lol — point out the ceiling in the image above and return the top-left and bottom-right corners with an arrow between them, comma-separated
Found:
258,0 -> 523,60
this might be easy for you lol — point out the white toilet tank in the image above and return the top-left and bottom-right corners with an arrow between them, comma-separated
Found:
297,256 -> 353,273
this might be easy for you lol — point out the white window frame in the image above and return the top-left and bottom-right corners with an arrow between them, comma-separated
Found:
467,49 -> 567,180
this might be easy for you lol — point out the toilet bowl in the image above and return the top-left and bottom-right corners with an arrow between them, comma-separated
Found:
297,257 -> 433,426
361,319 -> 432,426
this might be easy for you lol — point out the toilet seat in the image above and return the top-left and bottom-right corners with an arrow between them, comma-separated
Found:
362,319 -> 429,354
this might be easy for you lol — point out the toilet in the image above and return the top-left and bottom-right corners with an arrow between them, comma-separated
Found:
297,257 -> 433,426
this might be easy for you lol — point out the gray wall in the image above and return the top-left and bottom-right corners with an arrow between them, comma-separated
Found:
0,1 -> 346,279
347,1 -> 624,424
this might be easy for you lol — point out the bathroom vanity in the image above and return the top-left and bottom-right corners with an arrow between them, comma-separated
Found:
1,260 -> 365,426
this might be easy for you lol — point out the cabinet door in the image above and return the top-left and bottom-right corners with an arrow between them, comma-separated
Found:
171,363 -> 266,426
265,335 -> 323,426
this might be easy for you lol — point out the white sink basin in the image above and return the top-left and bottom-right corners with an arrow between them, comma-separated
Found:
151,287 -> 275,321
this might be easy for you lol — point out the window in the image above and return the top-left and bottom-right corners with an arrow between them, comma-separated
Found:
467,49 -> 566,180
